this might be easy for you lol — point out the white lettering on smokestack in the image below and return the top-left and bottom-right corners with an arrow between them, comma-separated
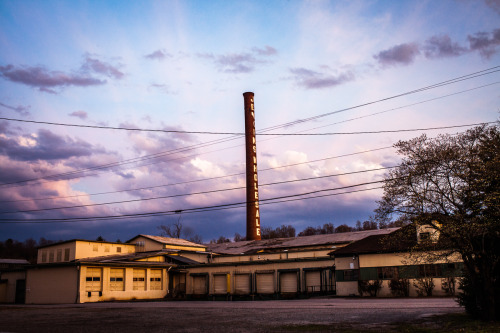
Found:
243,92 -> 261,240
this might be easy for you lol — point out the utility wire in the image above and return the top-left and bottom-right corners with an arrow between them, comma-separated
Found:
0,180 -> 388,223
2,67 -> 498,135
0,166 -> 395,214
0,147 -> 394,203
0,120 -> 488,189
1,67 -> 498,188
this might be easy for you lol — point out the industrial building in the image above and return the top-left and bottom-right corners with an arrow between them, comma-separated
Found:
0,225 -> 463,304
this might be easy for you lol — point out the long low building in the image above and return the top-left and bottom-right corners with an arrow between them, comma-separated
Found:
0,226 -> 464,304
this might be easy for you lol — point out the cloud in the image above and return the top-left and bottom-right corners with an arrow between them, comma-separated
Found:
0,65 -> 105,92
198,46 -> 277,74
149,83 -> 176,95
252,46 -> 278,56
289,67 -> 354,89
0,128 -> 106,162
69,110 -> 88,120
374,43 -> 420,66
467,29 -> 500,59
423,35 -> 468,58
81,56 -> 124,79
144,49 -> 172,60
0,102 -> 31,116
485,0 -> 500,15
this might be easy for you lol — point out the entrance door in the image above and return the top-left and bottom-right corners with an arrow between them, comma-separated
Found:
15,279 -> 25,304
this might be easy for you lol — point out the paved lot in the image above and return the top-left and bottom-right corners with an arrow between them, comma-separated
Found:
0,297 -> 463,332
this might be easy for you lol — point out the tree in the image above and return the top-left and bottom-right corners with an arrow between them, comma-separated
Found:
261,225 -> 296,239
297,223 -> 335,236
157,214 -> 203,244
375,124 -> 500,321
233,233 -> 245,242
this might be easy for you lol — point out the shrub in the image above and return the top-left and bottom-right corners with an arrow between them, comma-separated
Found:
358,280 -> 382,297
413,277 -> 435,296
441,277 -> 456,296
389,278 -> 410,297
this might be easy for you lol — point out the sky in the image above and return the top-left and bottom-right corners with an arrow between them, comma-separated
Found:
0,0 -> 499,243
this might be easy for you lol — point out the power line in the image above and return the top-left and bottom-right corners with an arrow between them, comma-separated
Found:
0,181 -> 387,223
0,166 -> 395,214
1,67 -> 498,189
2,67 -> 498,135
0,147 -> 394,203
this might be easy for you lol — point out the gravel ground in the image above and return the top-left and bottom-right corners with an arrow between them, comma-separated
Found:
0,297 -> 463,332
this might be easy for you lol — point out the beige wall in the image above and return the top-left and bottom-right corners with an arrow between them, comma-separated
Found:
335,256 -> 359,270
37,241 -> 136,264
0,271 -> 26,303
212,250 -> 333,264
26,266 -> 79,304
79,266 -> 169,303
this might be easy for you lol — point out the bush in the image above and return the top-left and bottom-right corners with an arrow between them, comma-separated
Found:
389,278 -> 410,297
358,280 -> 382,297
441,277 -> 456,296
413,278 -> 435,296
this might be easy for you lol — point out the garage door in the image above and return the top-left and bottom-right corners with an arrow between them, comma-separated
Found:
193,275 -> 207,295
305,271 -> 321,293
256,273 -> 274,294
213,274 -> 227,294
280,272 -> 297,293
234,274 -> 251,295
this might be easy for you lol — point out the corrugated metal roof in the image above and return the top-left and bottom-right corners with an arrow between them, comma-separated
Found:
206,228 -> 399,255
0,259 -> 30,264
130,235 -> 205,248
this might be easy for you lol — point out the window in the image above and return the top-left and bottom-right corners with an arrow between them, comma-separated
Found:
150,269 -> 162,290
110,268 -> 125,291
343,269 -> 359,281
56,249 -> 62,262
49,251 -> 54,263
41,251 -> 47,263
133,269 -> 146,290
85,267 -> 102,292
419,232 -> 430,241
64,248 -> 70,261
377,266 -> 398,280
116,247 -> 122,253
419,264 -> 442,277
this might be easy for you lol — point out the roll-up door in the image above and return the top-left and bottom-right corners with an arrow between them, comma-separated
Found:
305,271 -> 321,293
280,272 -> 297,293
213,274 -> 227,294
256,273 -> 274,294
234,274 -> 251,294
193,275 -> 207,295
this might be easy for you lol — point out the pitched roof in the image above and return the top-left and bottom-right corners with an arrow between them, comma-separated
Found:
331,227 -> 418,256
206,228 -> 398,255
128,235 -> 205,249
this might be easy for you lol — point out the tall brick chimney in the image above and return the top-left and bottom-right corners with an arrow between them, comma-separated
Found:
243,92 -> 261,241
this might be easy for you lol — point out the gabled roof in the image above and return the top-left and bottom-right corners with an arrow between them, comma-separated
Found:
127,235 -> 205,249
206,228 -> 399,255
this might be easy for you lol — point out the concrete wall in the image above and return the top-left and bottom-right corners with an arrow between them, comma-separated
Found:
78,266 -> 169,303
0,271 -> 26,303
26,266 -> 78,304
